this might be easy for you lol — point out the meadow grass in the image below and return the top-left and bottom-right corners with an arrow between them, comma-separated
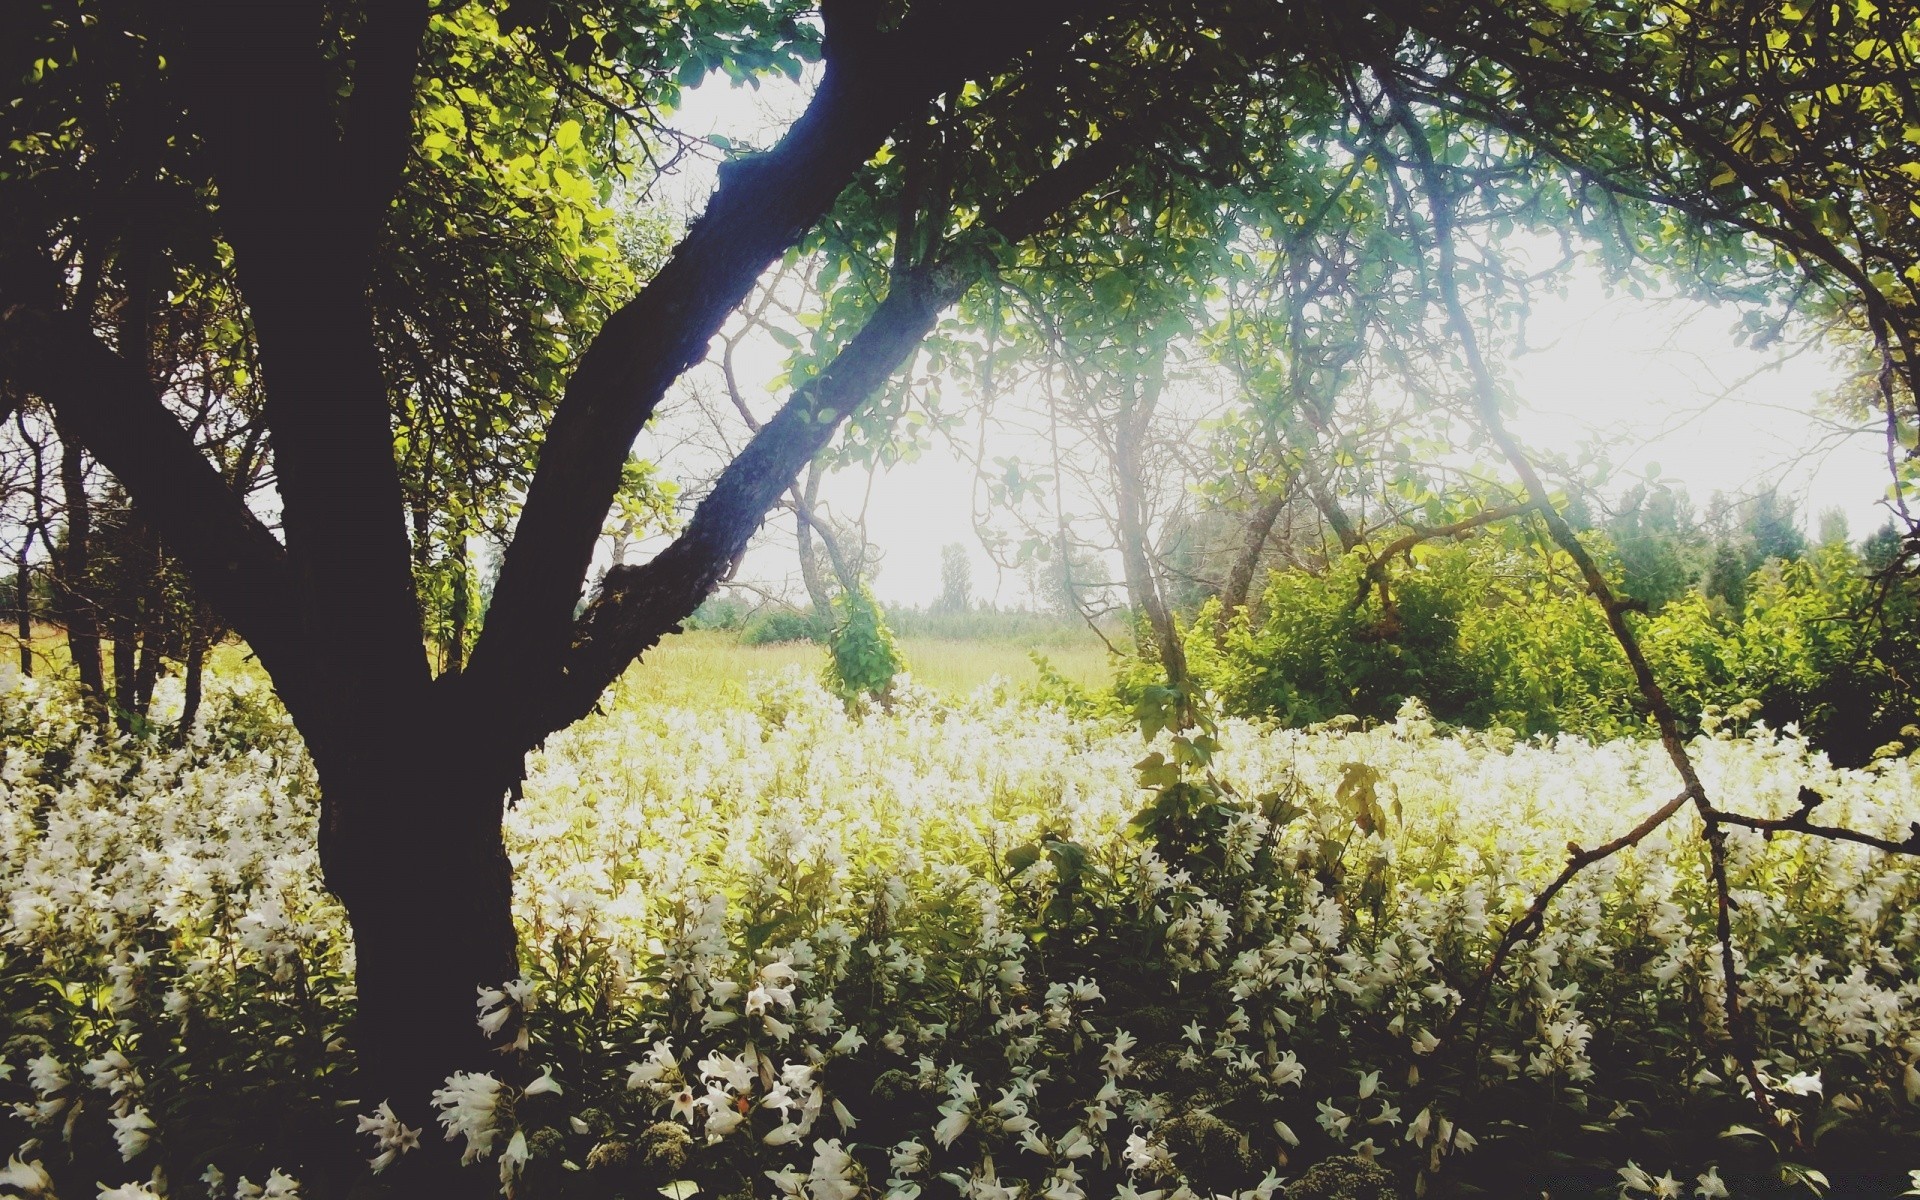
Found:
6,623 -> 1118,714
614,627 -> 1116,710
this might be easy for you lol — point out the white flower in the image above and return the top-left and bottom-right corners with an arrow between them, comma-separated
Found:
765,1123 -> 803,1146
523,1067 -> 562,1096
432,1072 -> 503,1164
1694,1167 -> 1729,1199
26,1054 -> 67,1097
1315,1100 -> 1350,1139
356,1100 -> 423,1173
1269,1052 -> 1305,1088
500,1130 -> 530,1194
0,1157 -> 52,1195
1779,1071 -> 1822,1097
1619,1162 -> 1655,1193
807,1138 -> 861,1200
110,1106 -> 156,1160
628,1042 -> 677,1090
933,1103 -> 971,1147
1357,1069 -> 1380,1099
96,1183 -> 164,1200
670,1087 -> 699,1125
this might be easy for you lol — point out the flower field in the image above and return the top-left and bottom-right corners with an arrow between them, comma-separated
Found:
1,669 -> 1918,1199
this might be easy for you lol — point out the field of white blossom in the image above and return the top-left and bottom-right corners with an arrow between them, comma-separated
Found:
1,668 -> 1918,1199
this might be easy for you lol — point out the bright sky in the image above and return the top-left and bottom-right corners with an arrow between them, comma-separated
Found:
638,76 -> 1895,609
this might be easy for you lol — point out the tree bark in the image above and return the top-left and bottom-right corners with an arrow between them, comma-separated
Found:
1113,367 -> 1188,688
54,436 -> 105,702
1219,487 -> 1291,627
315,731 -> 520,1190
112,608 -> 138,726
179,609 -> 209,738
13,541 -> 31,677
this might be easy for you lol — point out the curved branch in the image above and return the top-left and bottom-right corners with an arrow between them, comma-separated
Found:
467,0 -> 1090,705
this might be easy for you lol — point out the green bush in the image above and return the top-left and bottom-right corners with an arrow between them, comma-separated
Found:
824,583 -> 905,701
1194,535 -> 1920,762
740,606 -> 825,645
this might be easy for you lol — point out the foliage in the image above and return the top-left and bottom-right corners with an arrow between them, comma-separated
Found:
2,671 -> 1919,1197
741,607 -> 826,647
935,545 -> 972,616
824,584 -> 905,703
1192,531 -> 1920,765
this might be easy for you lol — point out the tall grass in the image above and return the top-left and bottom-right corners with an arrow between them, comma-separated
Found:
615,628 -> 1115,710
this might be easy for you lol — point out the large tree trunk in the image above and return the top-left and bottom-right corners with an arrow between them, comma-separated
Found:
316,730 -> 521,1192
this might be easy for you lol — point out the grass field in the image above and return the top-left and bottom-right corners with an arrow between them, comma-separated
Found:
5,623 -> 1120,713
614,628 -> 1116,709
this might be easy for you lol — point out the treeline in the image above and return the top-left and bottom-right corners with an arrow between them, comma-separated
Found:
1170,487 -> 1920,767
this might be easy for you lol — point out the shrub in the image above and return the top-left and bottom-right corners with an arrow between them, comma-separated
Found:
741,606 -> 826,645
825,583 -> 905,702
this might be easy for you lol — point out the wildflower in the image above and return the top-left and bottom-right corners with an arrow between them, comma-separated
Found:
500,1130 -> 530,1194
669,1087 -> 699,1125
25,1055 -> 66,1096
356,1101 -> 423,1173
1316,1099 -> 1351,1139
432,1071 -> 503,1164
808,1138 -> 861,1200
1694,1167 -> 1729,1199
1269,1051 -> 1305,1088
0,1158 -> 51,1195
110,1107 -> 156,1160
627,1041 -> 677,1091
97,1184 -> 164,1200
1779,1071 -> 1823,1097
1357,1069 -> 1380,1099
933,1103 -> 971,1148
524,1067 -> 563,1097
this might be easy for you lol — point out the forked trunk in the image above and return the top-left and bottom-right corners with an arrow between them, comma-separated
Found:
315,737 -> 521,1193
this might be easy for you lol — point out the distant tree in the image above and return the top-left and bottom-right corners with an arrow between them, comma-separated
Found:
935,543 -> 972,614
1606,482 -> 1703,611
1747,489 -> 1809,565
1817,507 -> 1850,548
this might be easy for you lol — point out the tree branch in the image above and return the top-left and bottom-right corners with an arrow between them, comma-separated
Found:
467,0 -> 1086,706
0,299 -> 309,704
533,125 -> 1141,735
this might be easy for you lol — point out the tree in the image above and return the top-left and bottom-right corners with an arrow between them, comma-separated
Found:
935,542 -> 972,613
0,1 -> 1282,1180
